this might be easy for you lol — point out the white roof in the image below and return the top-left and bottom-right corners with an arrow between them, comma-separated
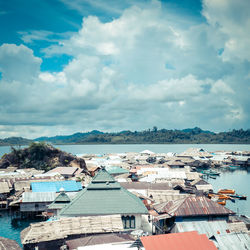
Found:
137,168 -> 187,180
22,192 -> 57,202
140,150 -> 155,154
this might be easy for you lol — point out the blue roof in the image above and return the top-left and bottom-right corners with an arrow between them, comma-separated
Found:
31,180 -> 82,192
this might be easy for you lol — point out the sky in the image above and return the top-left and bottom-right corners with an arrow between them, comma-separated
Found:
0,0 -> 249,139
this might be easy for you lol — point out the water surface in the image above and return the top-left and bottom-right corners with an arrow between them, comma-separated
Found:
1,144 -> 249,157
207,169 -> 250,217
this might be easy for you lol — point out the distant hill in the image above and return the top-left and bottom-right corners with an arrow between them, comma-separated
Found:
35,128 -> 250,144
0,137 -> 32,146
35,130 -> 103,144
0,128 -> 249,145
181,127 -> 214,135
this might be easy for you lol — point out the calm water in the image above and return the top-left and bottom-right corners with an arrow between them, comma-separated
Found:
0,144 -> 249,245
207,169 -> 250,217
0,144 -> 250,157
0,210 -> 43,246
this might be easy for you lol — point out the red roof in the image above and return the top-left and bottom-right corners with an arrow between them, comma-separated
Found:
140,231 -> 217,250
154,195 -> 235,217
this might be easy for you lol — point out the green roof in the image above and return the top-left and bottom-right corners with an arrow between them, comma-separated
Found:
59,169 -> 148,216
105,166 -> 129,175
48,192 -> 71,210
91,168 -> 116,183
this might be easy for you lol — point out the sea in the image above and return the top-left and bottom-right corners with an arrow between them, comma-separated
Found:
0,144 -> 249,246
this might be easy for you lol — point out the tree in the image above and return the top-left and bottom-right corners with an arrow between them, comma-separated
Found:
153,126 -> 158,133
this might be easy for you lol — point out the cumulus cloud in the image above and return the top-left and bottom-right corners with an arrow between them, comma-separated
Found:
0,0 -> 249,138
0,44 -> 41,82
202,0 -> 250,62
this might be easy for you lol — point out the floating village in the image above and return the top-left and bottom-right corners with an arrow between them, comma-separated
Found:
0,146 -> 250,250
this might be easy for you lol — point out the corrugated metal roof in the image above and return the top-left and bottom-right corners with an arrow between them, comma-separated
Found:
53,192 -> 71,202
92,169 -> 116,183
66,233 -> 134,249
140,231 -> 217,250
120,182 -> 171,190
154,196 -> 235,217
149,192 -> 190,204
48,192 -> 71,210
22,192 -> 57,203
174,220 -> 230,238
137,168 -> 187,180
31,180 -> 82,192
105,166 -> 129,175
212,233 -> 250,250
47,167 -> 78,175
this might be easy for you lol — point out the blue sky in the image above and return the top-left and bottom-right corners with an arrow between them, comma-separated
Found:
0,0 -> 249,138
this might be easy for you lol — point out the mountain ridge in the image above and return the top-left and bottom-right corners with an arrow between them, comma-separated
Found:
0,128 -> 249,145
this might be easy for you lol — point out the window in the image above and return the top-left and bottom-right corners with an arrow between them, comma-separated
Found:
130,216 -> 135,228
122,215 -> 136,229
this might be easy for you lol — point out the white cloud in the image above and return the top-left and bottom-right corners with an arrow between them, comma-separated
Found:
0,0 -> 249,138
202,0 -> 250,62
0,44 -> 41,82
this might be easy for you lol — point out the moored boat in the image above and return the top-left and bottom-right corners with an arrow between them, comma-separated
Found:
218,189 -> 235,194
228,165 -> 241,169
229,194 -> 247,200
202,170 -> 220,176
208,193 -> 230,200
217,199 -> 226,205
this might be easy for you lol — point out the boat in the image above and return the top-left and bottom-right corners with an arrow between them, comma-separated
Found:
228,165 -> 241,169
202,170 -> 220,176
217,199 -> 226,205
208,193 -> 230,200
229,194 -> 247,200
218,189 -> 235,194
209,176 -> 216,179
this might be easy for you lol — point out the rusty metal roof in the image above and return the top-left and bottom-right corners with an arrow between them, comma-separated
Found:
154,196 -> 235,217
140,231 -> 217,250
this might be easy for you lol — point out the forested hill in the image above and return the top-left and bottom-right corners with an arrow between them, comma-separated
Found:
0,128 -> 249,145
0,137 -> 32,146
34,128 -> 250,144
